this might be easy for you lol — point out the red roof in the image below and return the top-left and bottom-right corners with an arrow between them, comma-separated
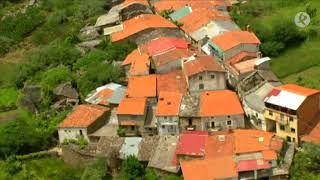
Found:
122,49 -> 141,66
126,75 -> 157,98
199,90 -> 244,117
237,160 -> 271,172
152,48 -> 193,67
184,55 -> 225,77
179,8 -> 230,34
111,14 -> 177,42
227,51 -> 258,65
156,91 -> 183,116
156,70 -> 188,95
140,37 -> 189,56
59,105 -> 110,128
117,98 -> 147,115
211,31 -> 261,51
175,131 -> 208,156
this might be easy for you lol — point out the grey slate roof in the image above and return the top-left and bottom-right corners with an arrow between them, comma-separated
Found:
244,82 -> 274,112
119,137 -> 143,159
179,94 -> 200,117
108,87 -> 127,104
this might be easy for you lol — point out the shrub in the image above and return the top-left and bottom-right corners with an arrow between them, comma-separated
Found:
120,155 -> 145,180
0,36 -> 15,56
117,128 -> 126,137
260,41 -> 285,57
0,87 -> 19,110
81,157 -> 109,180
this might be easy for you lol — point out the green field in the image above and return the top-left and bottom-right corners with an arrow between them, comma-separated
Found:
233,0 -> 320,89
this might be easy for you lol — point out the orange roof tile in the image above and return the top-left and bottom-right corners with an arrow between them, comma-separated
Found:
179,8 -> 230,34
117,98 -> 147,115
153,0 -> 231,12
111,14 -> 177,42
156,70 -> 188,94
126,75 -> 157,98
276,84 -> 319,97
184,55 -> 225,77
122,49 -> 140,66
262,150 -> 278,161
156,91 -> 183,116
211,31 -> 261,51
227,52 -> 258,65
59,105 -> 110,128
233,129 -> 274,154
129,51 -> 150,75
199,90 -> 244,117
181,156 -> 237,180
152,48 -> 193,67
122,0 -> 149,7
96,88 -> 114,105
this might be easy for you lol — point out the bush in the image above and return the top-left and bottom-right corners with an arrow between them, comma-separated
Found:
0,87 -> 19,110
117,128 -> 126,137
0,36 -> 15,56
81,157 -> 109,180
260,41 -> 285,57
145,168 -> 158,180
120,155 -> 145,180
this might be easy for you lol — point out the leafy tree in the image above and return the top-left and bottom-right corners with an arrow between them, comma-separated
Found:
0,117 -> 42,158
120,155 -> 145,180
260,41 -> 285,57
290,143 -> 320,180
81,157 -> 110,180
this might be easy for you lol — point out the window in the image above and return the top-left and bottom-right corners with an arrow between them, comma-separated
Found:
269,110 -> 273,116
168,125 -> 176,133
211,74 -> 215,79
162,125 -> 165,129
131,126 -> 135,131
289,116 -> 294,121
199,76 -> 203,80
188,119 -> 192,126
286,136 -> 291,142
199,83 -> 204,90
280,125 -> 285,131
291,128 -> 296,133
227,120 -> 232,126
211,121 -> 215,128
164,117 -> 167,120
79,130 -> 83,136
227,115 -> 231,118
293,138 -> 296,142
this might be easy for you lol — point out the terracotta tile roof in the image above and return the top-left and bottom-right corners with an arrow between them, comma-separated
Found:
153,0 -> 231,12
122,0 -> 149,7
262,150 -> 278,161
211,31 -> 261,51
111,14 -> 177,42
156,91 -> 183,116
122,49 -> 140,66
276,84 -> 319,97
139,37 -> 189,56
233,129 -> 275,154
179,8 -> 230,34
181,156 -> 237,180
184,55 -> 225,77
59,105 -> 110,128
227,51 -> 258,65
156,70 -> 188,95
152,48 -> 193,67
237,159 -> 271,172
117,98 -> 147,115
175,131 -> 208,156
129,51 -> 150,75
119,121 -> 138,126
126,75 -> 157,98
199,90 -> 244,117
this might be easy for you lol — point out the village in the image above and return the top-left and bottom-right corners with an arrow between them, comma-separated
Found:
55,0 -> 320,179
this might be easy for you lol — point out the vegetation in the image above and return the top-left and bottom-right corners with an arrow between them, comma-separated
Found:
62,137 -> 89,150
290,143 -> 320,179
231,0 -> 320,89
81,157 -> 110,180
0,88 -> 19,110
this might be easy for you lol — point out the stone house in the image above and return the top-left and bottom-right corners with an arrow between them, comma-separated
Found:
156,91 -> 183,135
206,31 -> 261,61
58,105 -> 111,143
183,55 -> 226,93
117,98 -> 148,136
199,90 -> 245,131
179,94 -> 202,131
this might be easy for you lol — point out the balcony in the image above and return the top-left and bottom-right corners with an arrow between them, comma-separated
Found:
275,116 -> 289,125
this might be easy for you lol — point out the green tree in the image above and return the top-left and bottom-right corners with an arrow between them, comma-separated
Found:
81,157 -> 110,180
120,155 -> 145,180
290,143 -> 320,180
